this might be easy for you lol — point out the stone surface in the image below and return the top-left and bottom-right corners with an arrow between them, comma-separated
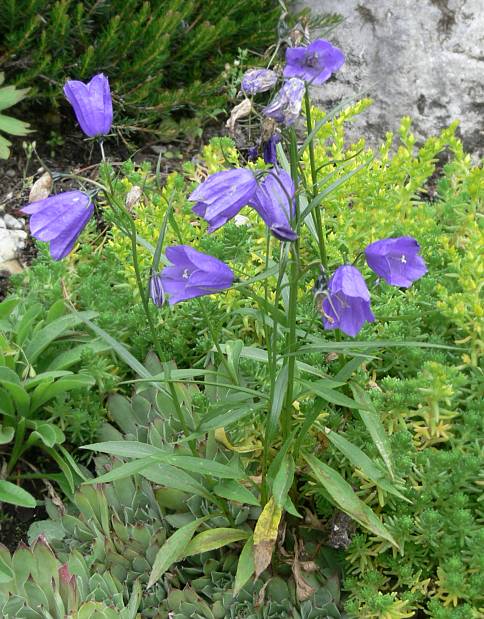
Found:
0,227 -> 26,263
297,0 -> 484,153
0,259 -> 23,275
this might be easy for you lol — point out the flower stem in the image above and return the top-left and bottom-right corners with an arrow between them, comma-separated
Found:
281,129 -> 301,439
304,87 -> 327,269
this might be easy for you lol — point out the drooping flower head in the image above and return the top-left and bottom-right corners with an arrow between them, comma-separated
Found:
159,246 -> 234,305
263,78 -> 305,126
321,265 -> 375,337
149,273 -> 165,306
189,168 -> 257,232
365,236 -> 427,288
64,73 -> 113,138
263,134 -> 280,165
247,145 -> 259,162
21,191 -> 94,260
250,169 -> 297,242
241,69 -> 278,95
283,39 -> 345,85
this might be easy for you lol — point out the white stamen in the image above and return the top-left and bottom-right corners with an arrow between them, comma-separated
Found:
401,254 -> 407,264
182,268 -> 190,279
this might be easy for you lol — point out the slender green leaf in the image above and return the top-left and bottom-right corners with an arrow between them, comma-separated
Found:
197,402 -> 265,433
266,364 -> 289,443
304,453 -> 398,548
185,528 -> 249,556
0,297 -> 19,320
272,455 -> 295,508
301,379 -> 368,410
147,518 -> 206,588
141,464 -> 211,501
47,341 -> 110,371
84,457 -> 156,484
24,311 -> 96,363
151,453 -> 246,480
324,428 -> 408,501
300,161 -> 371,221
234,536 -> 255,594
0,480 -> 36,508
0,425 -> 14,445
30,374 -> 95,412
213,480 -> 260,506
351,383 -> 395,479
82,441 -> 159,459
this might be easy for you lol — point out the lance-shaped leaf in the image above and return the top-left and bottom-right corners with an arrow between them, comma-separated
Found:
304,452 -> 398,548
253,496 -> 282,577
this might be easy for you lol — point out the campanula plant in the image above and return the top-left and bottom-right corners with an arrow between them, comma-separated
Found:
19,30 -> 434,607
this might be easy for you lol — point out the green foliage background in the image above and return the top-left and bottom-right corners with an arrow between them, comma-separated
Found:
9,102 -> 484,617
0,0 -> 279,127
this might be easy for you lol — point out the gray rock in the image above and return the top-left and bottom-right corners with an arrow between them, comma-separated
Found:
3,213 -> 24,230
297,0 -> 484,153
0,228 -> 27,263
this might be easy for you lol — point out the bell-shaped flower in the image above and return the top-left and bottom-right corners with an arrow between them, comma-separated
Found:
263,134 -> 280,164
64,73 -> 113,138
263,78 -> 305,126
149,273 -> 165,306
21,191 -> 94,260
365,236 -> 427,288
283,39 -> 345,85
321,265 -> 375,337
189,168 -> 257,232
241,69 -> 278,95
250,169 -> 297,242
159,246 -> 234,305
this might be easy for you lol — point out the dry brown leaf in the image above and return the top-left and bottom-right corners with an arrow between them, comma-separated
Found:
292,542 -> 315,602
226,98 -> 252,134
29,171 -> 52,203
125,185 -> 143,210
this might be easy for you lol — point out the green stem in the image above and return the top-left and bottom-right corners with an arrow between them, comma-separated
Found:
304,88 -> 327,269
6,419 -> 26,476
281,129 -> 301,440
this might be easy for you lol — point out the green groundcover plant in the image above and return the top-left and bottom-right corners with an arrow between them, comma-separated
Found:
0,0 -> 285,130
3,27 -> 483,619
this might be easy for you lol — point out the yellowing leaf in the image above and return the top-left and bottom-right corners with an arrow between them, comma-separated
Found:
253,496 -> 282,577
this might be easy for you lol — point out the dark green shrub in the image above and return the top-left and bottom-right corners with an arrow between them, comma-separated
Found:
0,0 -> 279,127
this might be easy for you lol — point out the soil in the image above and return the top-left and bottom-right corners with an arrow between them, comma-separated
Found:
0,502 -> 47,552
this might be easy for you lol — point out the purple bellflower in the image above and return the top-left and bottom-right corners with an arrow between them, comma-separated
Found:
21,191 -> 94,260
321,265 -> 375,337
149,273 -> 165,306
365,236 -> 428,288
159,246 -> 234,305
263,78 -> 305,126
241,69 -> 278,95
283,39 -> 345,85
247,145 -> 259,162
64,73 -> 113,138
189,168 -> 257,232
263,134 -> 280,165
250,169 -> 297,242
